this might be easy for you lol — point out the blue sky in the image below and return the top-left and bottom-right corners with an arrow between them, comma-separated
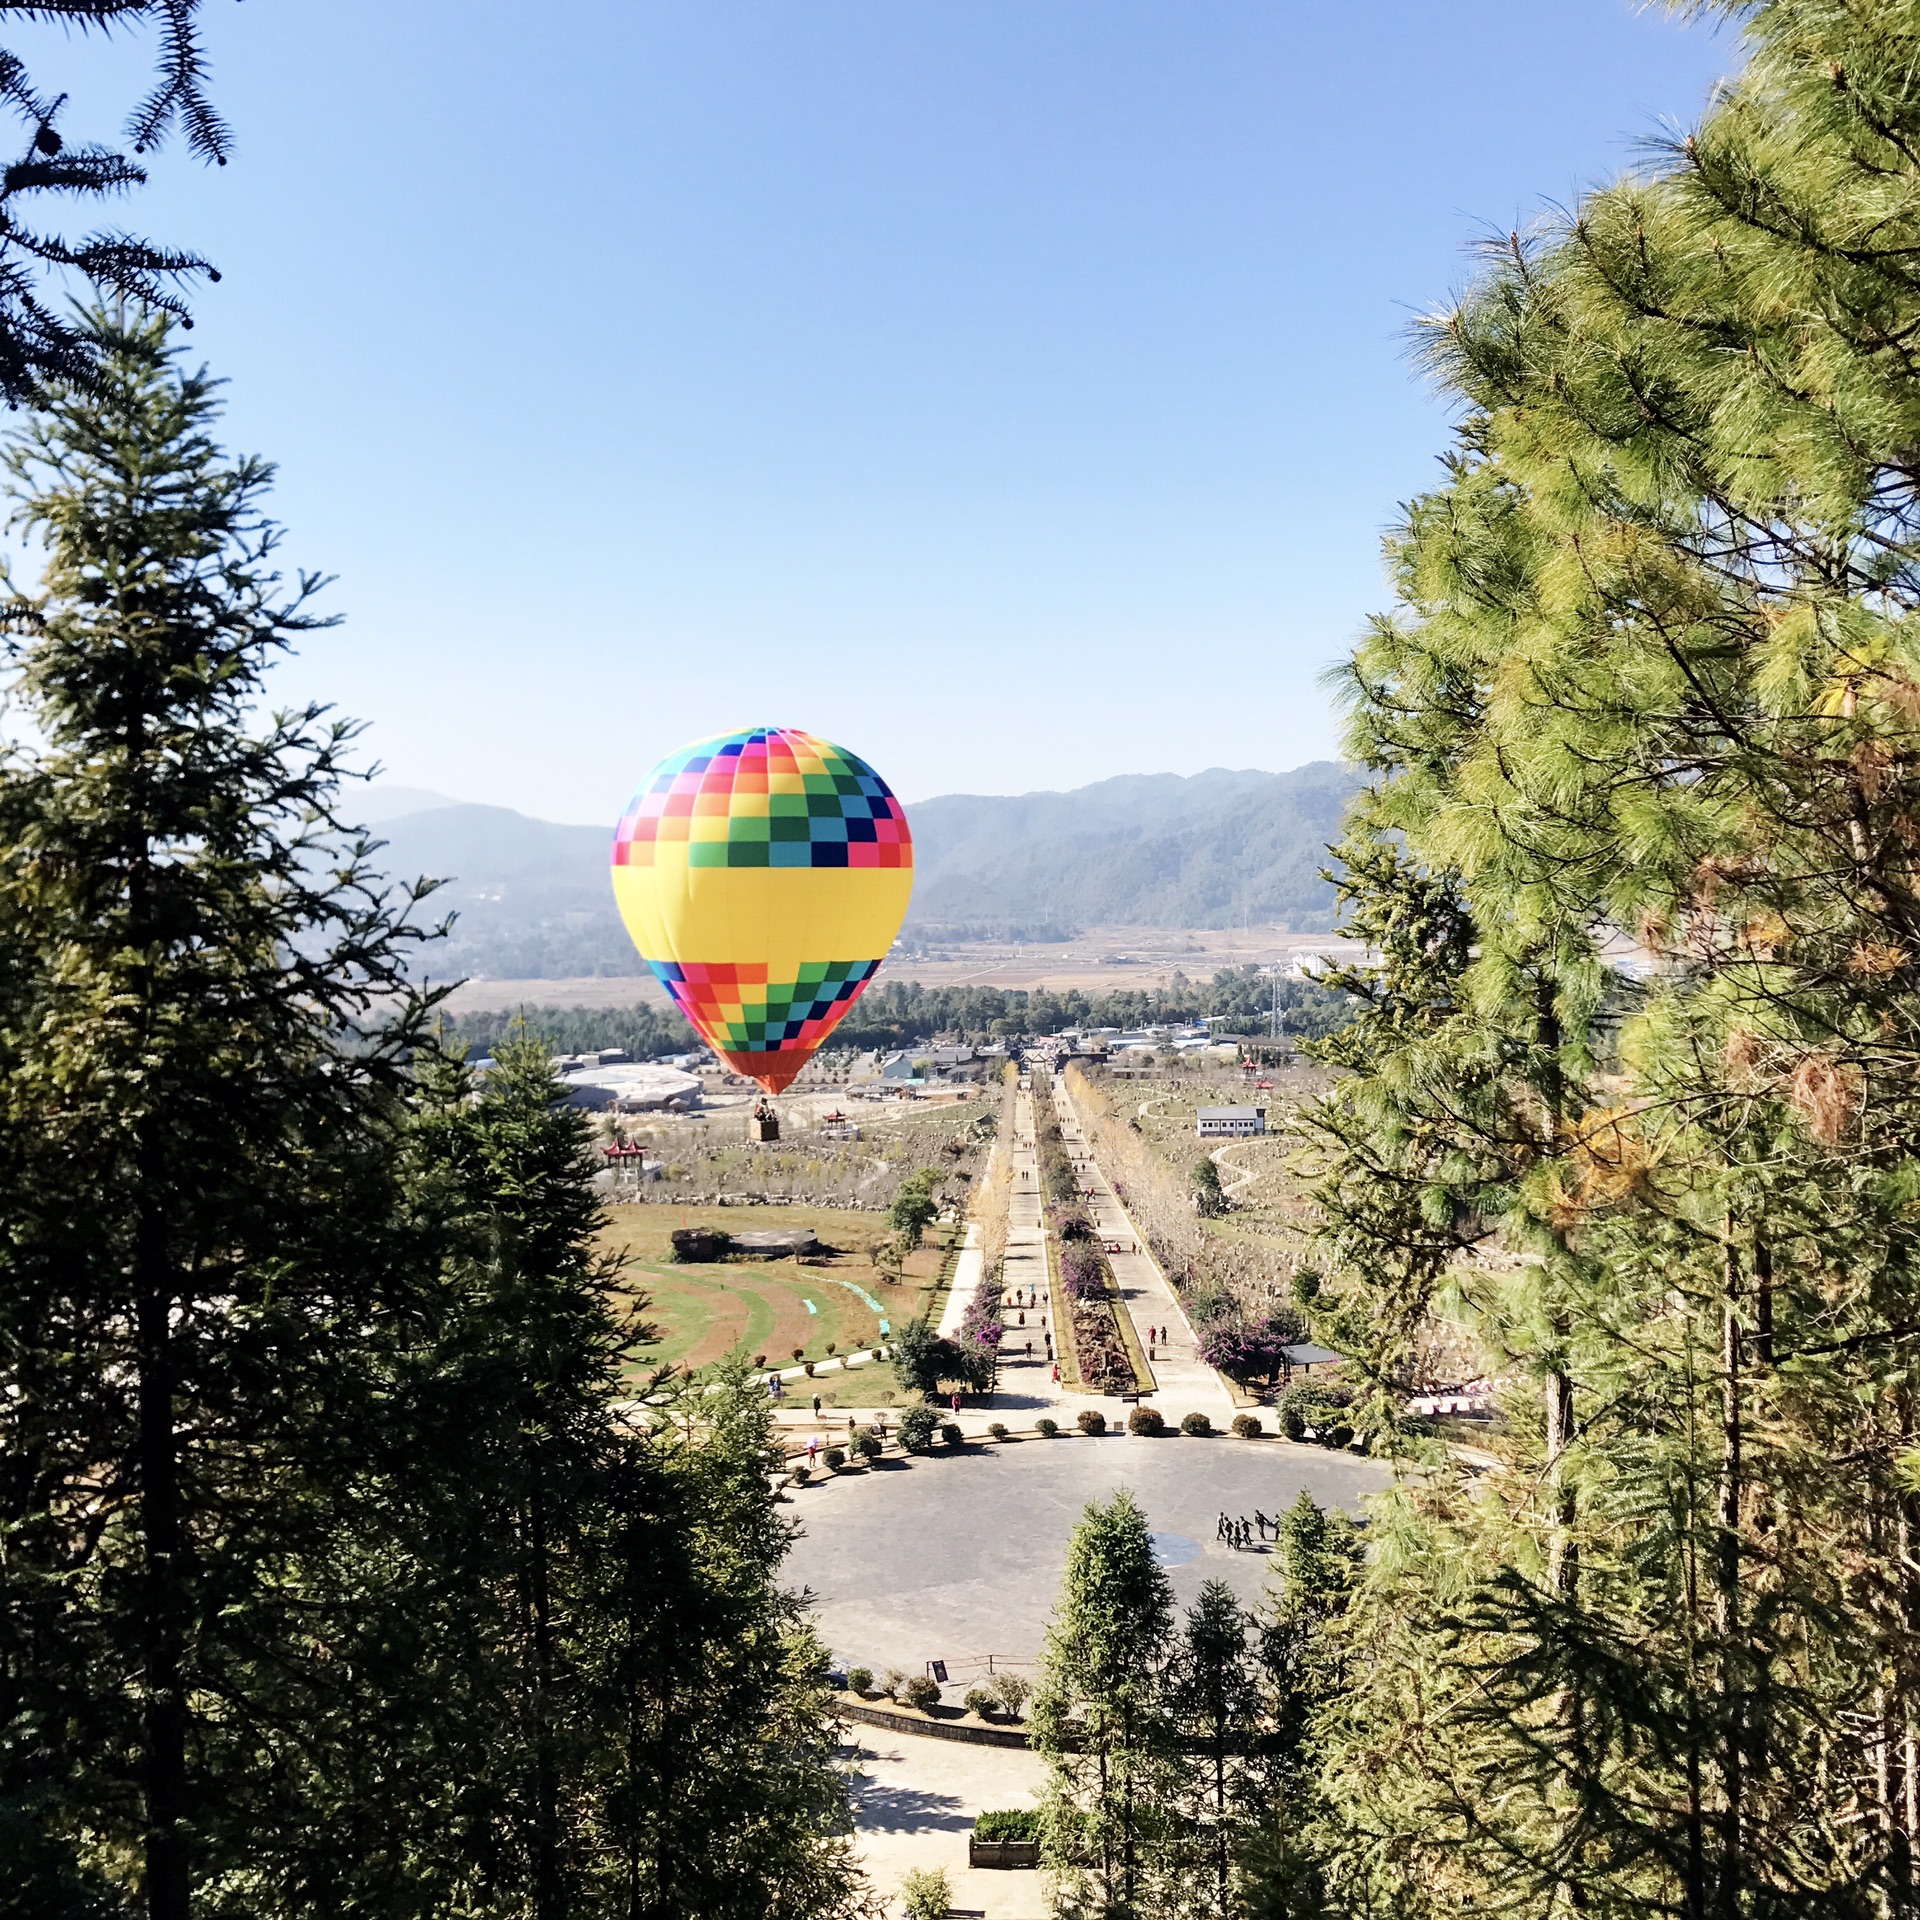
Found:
14,1 -> 1733,822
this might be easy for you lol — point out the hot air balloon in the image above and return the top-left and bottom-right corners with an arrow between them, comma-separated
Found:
610,727 -> 913,1094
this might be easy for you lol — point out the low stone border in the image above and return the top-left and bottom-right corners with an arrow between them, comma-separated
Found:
836,1695 -> 1031,1749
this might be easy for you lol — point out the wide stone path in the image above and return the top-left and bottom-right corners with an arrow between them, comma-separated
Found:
1049,1076 -> 1237,1423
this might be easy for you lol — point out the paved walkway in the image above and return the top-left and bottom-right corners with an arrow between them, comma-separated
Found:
1050,1077 -> 1237,1423
791,1428 -> 1385,1673
846,1722 -> 1047,1920
935,1220 -> 986,1338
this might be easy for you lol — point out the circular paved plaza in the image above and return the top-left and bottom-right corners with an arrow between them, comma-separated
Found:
785,1432 -> 1390,1678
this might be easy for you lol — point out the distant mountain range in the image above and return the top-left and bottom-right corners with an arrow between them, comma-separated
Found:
363,762 -> 1359,981
904,763 -> 1354,932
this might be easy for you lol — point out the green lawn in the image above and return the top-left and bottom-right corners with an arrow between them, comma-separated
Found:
598,1204 -> 955,1378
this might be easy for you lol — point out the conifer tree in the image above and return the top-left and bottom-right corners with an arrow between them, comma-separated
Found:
311,1041 -> 864,1920
1167,1580 -> 1259,1920
0,307 -> 437,1918
1032,1491 -> 1178,1919
1291,3 -> 1920,1913
0,309 -> 867,1920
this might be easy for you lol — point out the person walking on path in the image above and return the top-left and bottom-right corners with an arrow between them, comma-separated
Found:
813,1394 -> 822,1420
806,1436 -> 818,1466
949,1390 -> 961,1416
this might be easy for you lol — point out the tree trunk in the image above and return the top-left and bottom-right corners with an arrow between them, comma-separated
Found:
1213,1743 -> 1228,1920
1537,981 -> 1579,1597
1716,1233 -> 1743,1917
128,718 -> 188,1920
528,1474 -> 562,1920
136,1169 -> 189,1920
1545,1362 -> 1577,1595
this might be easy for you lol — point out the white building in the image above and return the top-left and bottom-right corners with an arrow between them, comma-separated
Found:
1197,1105 -> 1266,1138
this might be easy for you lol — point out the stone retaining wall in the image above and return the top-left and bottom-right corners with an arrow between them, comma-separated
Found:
836,1696 -> 1031,1749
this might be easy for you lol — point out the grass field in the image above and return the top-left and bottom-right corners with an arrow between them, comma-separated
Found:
596,1204 -> 957,1377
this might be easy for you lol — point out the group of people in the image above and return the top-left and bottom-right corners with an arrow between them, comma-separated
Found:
1217,1509 -> 1275,1551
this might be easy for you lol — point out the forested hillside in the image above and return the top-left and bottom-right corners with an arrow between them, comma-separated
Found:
372,761 -> 1357,979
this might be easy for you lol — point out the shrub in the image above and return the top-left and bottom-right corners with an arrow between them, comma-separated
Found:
789,1464 -> 811,1484
1036,1417 -> 1059,1437
846,1666 -> 874,1694
898,1405 -> 937,1454
1076,1409 -> 1107,1436
670,1226 -> 733,1262
1280,1407 -> 1305,1441
941,1422 -> 964,1447
825,1341 -> 836,1355
1278,1378 -> 1353,1423
963,1686 -> 997,1718
852,1428 -> 883,1460
1047,1203 -> 1094,1241
882,1668 -> 907,1700
900,1868 -> 951,1920
1231,1412 -> 1263,1439
1181,1410 -> 1212,1436
753,1352 -> 767,1367
1061,1241 -> 1108,1303
1327,1423 -> 1354,1450
791,1346 -> 805,1361
975,1807 -> 1040,1841
902,1673 -> 941,1712
1128,1405 -> 1167,1436
987,1420 -> 1009,1441
990,1671 -> 1030,1718
803,1360 -> 816,1376
823,1446 -> 846,1470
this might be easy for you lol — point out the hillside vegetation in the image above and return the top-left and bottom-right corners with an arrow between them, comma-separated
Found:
373,763 -> 1358,979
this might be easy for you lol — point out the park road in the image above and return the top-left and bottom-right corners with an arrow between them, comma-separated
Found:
1049,1072 -> 1238,1423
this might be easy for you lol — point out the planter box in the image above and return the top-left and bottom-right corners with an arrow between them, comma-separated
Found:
969,1837 -> 1040,1870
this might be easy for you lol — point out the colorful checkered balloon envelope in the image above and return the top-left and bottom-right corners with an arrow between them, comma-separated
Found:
610,727 -> 914,1093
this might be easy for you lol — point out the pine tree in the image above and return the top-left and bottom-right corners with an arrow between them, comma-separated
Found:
1290,3 -> 1920,1912
0,307 -> 437,1917
314,1037 -> 864,1920
1167,1580 -> 1259,1920
1031,1491 -> 1178,1919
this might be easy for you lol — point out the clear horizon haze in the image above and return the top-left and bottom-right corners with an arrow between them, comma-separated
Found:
10,1 -> 1734,824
